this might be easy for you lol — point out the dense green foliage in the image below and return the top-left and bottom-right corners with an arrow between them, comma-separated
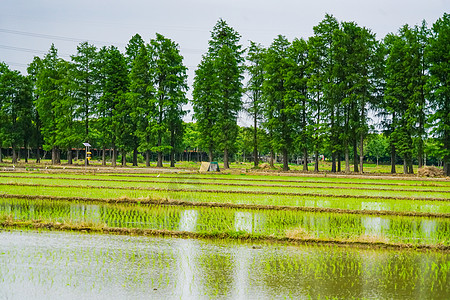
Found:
0,14 -> 449,173
192,19 -> 244,168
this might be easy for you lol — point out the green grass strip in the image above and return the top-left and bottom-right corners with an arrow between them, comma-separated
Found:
1,218 -> 448,251
1,193 -> 449,218
1,182 -> 448,202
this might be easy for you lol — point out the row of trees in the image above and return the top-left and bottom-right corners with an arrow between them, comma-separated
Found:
0,14 -> 449,174
192,14 -> 449,175
1,33 -> 188,167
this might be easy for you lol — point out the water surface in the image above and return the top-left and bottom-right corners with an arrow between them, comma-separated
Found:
0,230 -> 448,299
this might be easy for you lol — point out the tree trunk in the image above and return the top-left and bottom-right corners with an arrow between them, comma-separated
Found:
253,115 -> 259,167
112,146 -> 117,167
403,159 -> 407,174
208,148 -> 213,163
12,147 -> 17,164
36,148 -> 40,163
337,152 -> 341,172
314,150 -> 319,172
157,152 -> 163,167
418,139 -> 424,169
331,152 -> 336,173
170,150 -> 175,168
353,140 -> 359,173
145,150 -> 150,167
282,148 -> 289,171
52,147 -> 56,165
345,146 -> 350,173
102,147 -> 106,166
67,149 -> 72,165
122,150 -> 127,166
0,148 -> 2,163
303,148 -> 308,171
359,133 -> 364,174
444,161 -> 450,176
270,150 -> 275,168
132,147 -> 138,166
223,147 -> 229,169
408,156 -> 414,174
390,144 -> 396,174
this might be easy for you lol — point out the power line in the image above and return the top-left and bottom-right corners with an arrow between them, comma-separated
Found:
0,28 -> 206,53
0,28 -> 125,47
0,44 -> 71,57
4,61 -> 28,68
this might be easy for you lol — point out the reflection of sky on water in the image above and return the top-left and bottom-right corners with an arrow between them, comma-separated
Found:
1,230 -> 448,299
234,211 -> 265,234
362,216 -> 390,236
179,209 -> 198,232
361,201 -> 391,211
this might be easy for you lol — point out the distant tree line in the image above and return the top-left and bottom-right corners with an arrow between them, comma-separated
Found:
0,14 -> 449,175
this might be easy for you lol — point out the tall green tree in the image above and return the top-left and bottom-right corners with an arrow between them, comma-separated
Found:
54,61 -> 83,164
71,42 -> 100,144
193,19 -> 244,169
125,35 -> 147,166
149,33 -> 188,167
97,46 -> 129,167
310,14 -> 341,172
286,38 -> 310,171
384,24 -> 429,174
263,35 -> 297,171
128,40 -> 155,167
192,56 -> 216,161
428,13 -> 450,176
245,41 -> 266,167
27,57 -> 44,163
339,22 -> 379,173
307,31 -> 328,172
34,44 -> 73,164
0,63 -> 33,164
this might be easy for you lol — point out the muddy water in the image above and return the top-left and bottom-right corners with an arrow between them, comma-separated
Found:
1,198 -> 449,245
0,230 -> 448,299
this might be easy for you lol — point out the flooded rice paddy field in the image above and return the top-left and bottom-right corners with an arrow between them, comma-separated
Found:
1,198 -> 449,246
0,170 -> 449,298
0,230 -> 449,299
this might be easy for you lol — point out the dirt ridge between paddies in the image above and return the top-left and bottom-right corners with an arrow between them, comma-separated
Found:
1,218 -> 449,252
3,170 -> 450,186
1,182 -> 448,202
94,173 -> 450,186
2,174 -> 449,192
1,193 -> 449,219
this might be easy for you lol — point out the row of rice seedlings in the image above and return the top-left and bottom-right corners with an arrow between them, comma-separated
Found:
6,170 -> 450,187
1,177 -> 448,200
1,198 -> 449,246
1,184 -> 449,215
2,173 -> 450,192
3,170 -> 450,187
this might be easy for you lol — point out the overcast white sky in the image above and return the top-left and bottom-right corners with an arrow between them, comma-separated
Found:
1,0 -> 448,124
